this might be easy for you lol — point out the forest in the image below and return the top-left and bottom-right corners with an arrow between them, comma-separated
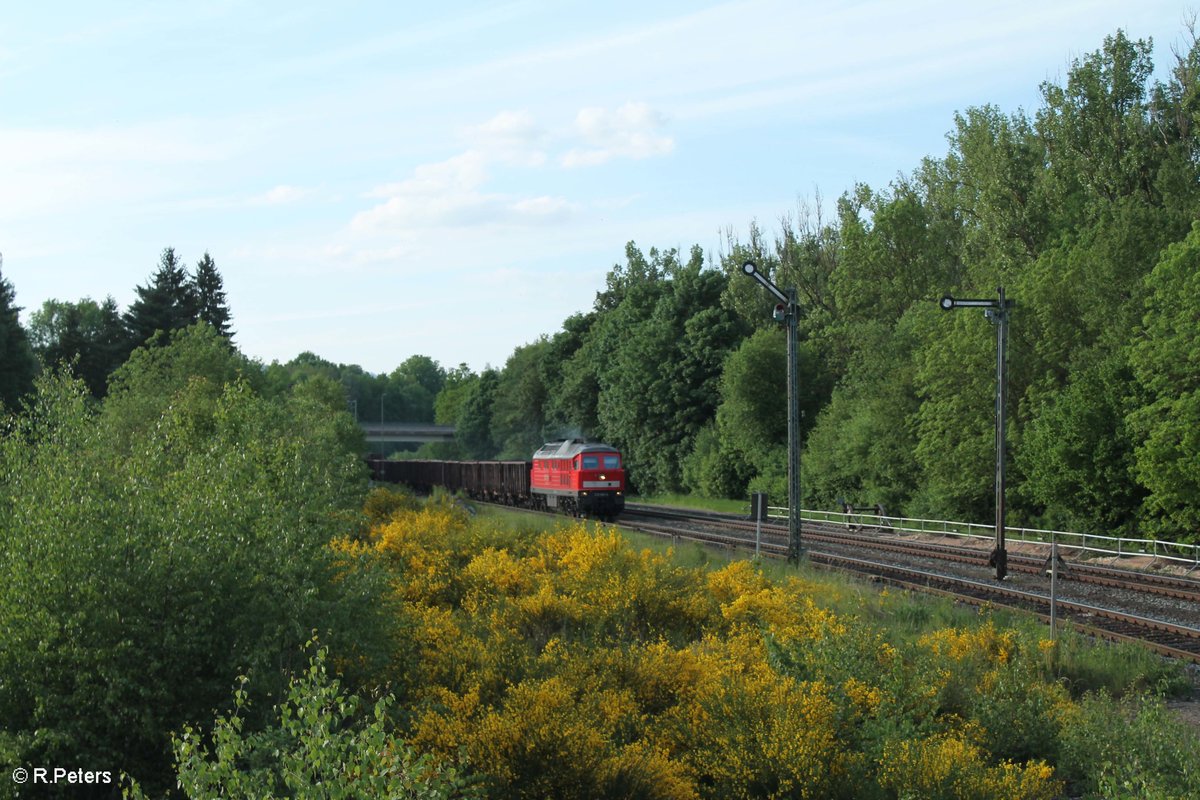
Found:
3,28 -> 1199,543
380,28 -> 1200,542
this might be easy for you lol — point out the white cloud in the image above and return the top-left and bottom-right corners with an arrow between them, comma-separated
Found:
347,101 -> 678,247
561,102 -> 674,168
462,109 -> 547,167
249,184 -> 312,205
351,148 -> 572,234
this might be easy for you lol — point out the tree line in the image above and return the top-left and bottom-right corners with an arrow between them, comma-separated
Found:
416,28 -> 1200,541
3,28 -> 1198,541
0,246 -> 234,403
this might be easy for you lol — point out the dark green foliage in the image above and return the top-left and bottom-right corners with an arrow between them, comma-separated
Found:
192,251 -> 234,339
0,330 -> 391,794
581,244 -> 750,495
124,643 -> 480,799
456,368 -> 499,459
435,363 -> 478,425
681,421 -> 753,499
0,266 -> 37,409
27,296 -> 126,397
803,321 -> 921,512
124,246 -> 199,349
789,27 -> 1200,533
1127,223 -> 1200,535
491,340 -> 551,458
1018,349 -> 1145,534
394,353 -> 447,399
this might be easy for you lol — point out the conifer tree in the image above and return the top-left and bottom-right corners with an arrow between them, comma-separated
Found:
192,251 -> 234,340
0,260 -> 37,409
123,247 -> 199,348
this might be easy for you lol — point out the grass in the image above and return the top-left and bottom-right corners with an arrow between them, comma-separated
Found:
472,500 -> 1194,702
629,491 -> 750,514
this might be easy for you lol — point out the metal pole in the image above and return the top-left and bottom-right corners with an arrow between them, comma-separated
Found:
755,514 -> 762,559
738,262 -> 802,564
991,286 -> 1009,581
787,287 -> 802,564
378,395 -> 388,459
1050,539 -> 1058,640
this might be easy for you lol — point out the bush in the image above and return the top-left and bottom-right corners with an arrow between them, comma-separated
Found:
0,344 -> 388,792
124,642 -> 481,799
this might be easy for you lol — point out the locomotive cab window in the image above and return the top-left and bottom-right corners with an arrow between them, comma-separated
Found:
582,455 -> 600,469
603,455 -> 620,469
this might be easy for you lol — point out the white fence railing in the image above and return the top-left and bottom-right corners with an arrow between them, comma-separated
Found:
766,507 -> 1200,570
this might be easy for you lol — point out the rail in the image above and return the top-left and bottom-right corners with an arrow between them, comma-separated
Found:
770,507 -> 1200,569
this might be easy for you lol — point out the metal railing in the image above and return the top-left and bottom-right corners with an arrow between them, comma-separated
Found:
761,506 -> 1200,570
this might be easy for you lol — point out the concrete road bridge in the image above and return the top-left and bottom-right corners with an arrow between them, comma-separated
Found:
359,422 -> 456,445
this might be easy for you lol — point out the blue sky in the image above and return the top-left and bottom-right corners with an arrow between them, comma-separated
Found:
1,1 -> 1192,375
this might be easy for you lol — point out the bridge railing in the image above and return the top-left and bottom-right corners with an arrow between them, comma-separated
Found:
762,506 -> 1200,570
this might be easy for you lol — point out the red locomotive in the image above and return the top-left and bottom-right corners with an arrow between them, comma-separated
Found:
367,438 -> 626,520
530,439 -> 625,519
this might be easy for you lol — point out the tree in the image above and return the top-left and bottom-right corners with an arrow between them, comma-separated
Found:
27,296 -> 126,397
455,369 -> 499,459
491,340 -> 551,459
192,252 -> 234,339
382,355 -> 445,425
0,333 -> 387,793
0,265 -> 37,409
717,220 -> 783,331
393,354 -> 446,399
434,363 -> 477,426
802,315 -> 922,512
124,247 -> 199,349
1127,223 -> 1200,537
104,322 -> 260,451
1019,349 -> 1144,534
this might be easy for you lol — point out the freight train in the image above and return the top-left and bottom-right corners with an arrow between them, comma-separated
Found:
367,439 -> 626,520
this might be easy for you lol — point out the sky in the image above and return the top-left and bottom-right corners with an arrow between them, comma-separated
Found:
1,1 -> 1194,375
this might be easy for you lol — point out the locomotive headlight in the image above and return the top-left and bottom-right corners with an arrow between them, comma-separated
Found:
599,474 -> 606,480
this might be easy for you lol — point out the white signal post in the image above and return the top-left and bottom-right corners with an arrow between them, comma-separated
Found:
741,262 -> 802,564
939,287 -> 1015,581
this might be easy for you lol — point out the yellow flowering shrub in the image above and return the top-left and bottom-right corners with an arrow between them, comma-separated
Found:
599,739 -> 699,800
467,676 -> 633,797
355,504 -> 1149,799
410,684 -> 483,754
462,526 -> 714,647
670,663 -> 850,799
706,558 -> 771,604
370,504 -> 470,603
879,733 -> 1060,800
461,546 -> 532,601
919,620 -> 1017,665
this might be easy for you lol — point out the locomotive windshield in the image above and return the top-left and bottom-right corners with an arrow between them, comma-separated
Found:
581,454 -> 621,469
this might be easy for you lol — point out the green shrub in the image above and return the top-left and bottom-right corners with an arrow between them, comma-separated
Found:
0,349 -> 389,792
124,642 -> 481,799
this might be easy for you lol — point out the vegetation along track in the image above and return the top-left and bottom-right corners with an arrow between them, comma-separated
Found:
620,503 -> 1200,663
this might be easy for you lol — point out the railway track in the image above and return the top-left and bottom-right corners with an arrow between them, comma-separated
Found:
620,503 -> 1200,663
624,503 -> 1200,602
